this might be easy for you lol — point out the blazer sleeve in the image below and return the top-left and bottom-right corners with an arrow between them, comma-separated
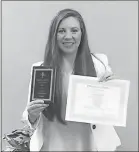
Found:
21,62 -> 43,130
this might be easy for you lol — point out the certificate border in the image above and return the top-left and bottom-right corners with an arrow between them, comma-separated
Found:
66,75 -> 130,127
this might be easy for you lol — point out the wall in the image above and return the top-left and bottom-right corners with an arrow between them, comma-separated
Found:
2,1 -> 138,151
0,2 -> 1,151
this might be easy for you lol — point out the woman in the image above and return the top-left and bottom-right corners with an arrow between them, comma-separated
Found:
22,9 -> 121,151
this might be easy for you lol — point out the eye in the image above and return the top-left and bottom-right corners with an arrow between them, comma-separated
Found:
71,28 -> 79,33
58,29 -> 65,34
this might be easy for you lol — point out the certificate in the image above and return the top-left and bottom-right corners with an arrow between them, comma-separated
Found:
65,75 -> 130,127
30,66 -> 56,104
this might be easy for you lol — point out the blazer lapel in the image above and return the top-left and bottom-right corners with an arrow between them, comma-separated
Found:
91,54 -> 121,151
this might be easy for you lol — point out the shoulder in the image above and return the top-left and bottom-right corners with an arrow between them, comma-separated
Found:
32,61 -> 43,67
29,61 -> 43,75
29,61 -> 43,72
91,53 -> 113,76
91,53 -> 109,66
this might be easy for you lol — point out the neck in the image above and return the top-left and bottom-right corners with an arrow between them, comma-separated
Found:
60,52 -> 77,73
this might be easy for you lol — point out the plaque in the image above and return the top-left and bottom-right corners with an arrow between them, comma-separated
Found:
30,66 -> 56,104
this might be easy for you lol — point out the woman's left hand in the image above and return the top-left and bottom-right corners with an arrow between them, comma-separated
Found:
98,73 -> 115,82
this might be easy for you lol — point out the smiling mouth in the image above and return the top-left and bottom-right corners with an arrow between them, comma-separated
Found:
63,42 -> 74,47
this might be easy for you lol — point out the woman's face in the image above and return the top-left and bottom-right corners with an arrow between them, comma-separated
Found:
57,16 -> 82,55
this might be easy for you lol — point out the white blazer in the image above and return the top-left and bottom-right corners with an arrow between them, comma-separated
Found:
22,53 -> 121,151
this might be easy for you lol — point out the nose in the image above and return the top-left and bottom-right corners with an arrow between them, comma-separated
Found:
64,30 -> 72,39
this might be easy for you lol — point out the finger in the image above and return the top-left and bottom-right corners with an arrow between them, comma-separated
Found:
28,104 -> 49,111
105,75 -> 115,81
98,77 -> 103,82
29,106 -> 47,114
106,77 -> 113,81
34,106 -> 47,112
98,76 -> 106,82
33,107 -> 47,113
28,102 -> 49,108
29,100 -> 44,106
29,104 -> 49,109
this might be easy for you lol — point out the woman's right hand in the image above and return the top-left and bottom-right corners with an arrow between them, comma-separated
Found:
27,100 -> 49,124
